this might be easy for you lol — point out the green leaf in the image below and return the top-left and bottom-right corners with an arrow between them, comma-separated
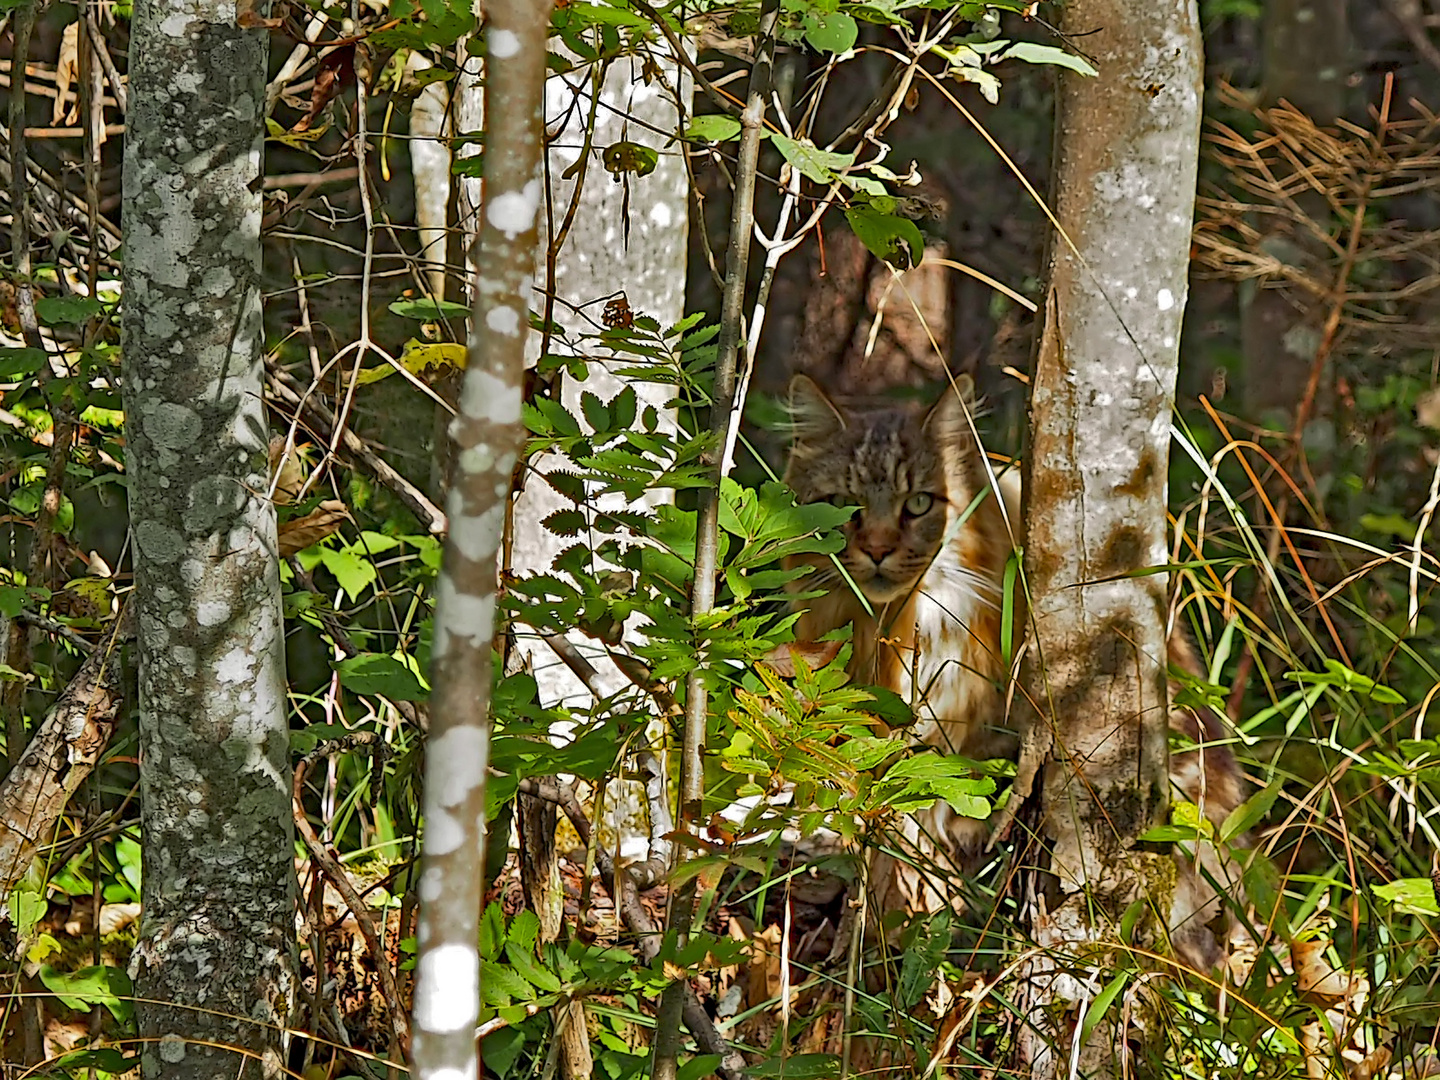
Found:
677,1057 -> 726,1080
772,134 -> 854,184
389,297 -> 472,322
38,965 -> 133,1022
926,777 -> 993,818
580,390 -> 609,431
480,958 -> 537,1005
319,545 -> 377,602
898,910 -> 949,1008
9,888 -> 46,937
1138,824 -> 1206,843
1220,778 -> 1281,842
562,2 -> 650,28
508,909 -> 541,951
744,1054 -> 840,1079
0,586 -> 24,619
686,114 -> 743,142
543,509 -> 588,537
50,1048 -> 140,1075
1373,877 -> 1440,917
505,941 -> 563,994
611,385 -> 637,430
1287,660 -> 1405,705
1080,971 -> 1131,1044
0,347 -> 46,379
845,205 -> 924,267
802,10 -> 856,52
999,40 -> 1098,77
334,653 -> 430,702
35,295 -> 106,325
603,141 -> 659,178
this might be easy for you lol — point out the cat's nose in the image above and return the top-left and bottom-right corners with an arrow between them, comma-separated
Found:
857,529 -> 899,563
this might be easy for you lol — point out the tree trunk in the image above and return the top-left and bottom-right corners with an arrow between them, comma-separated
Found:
411,4 -> 554,1079
507,48 -> 693,844
1015,0 -> 1202,1075
120,1 -> 297,1075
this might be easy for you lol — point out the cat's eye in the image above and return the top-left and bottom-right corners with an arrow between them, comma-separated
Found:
824,494 -> 853,509
903,492 -> 934,517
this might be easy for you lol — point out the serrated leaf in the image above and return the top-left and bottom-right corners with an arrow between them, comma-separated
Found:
505,942 -> 563,994
580,390 -> 608,431
611,385 -> 638,430
480,958 -> 536,1005
543,509 -> 587,537
543,470 -> 588,502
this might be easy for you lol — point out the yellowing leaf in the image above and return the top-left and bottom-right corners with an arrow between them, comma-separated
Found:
352,340 -> 467,386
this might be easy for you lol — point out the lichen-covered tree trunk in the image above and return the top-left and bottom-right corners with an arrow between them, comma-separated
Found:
1015,1 -> 1202,1076
120,1 -> 296,1077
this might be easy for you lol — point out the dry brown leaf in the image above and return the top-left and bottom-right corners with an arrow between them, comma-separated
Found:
268,434 -> 311,505
279,500 -> 349,557
1293,937 -> 1353,1002
758,639 -> 844,678
235,0 -> 283,28
53,22 -> 80,125
63,901 -> 141,937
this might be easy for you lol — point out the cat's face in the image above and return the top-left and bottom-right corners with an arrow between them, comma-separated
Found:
783,375 -> 976,604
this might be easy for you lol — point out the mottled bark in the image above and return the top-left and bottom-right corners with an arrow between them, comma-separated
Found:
120,0 -> 297,1076
1016,0 -> 1202,1076
410,3 -> 554,1079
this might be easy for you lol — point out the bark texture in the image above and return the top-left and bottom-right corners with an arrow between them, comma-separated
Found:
120,1 -> 296,1075
1017,0 -> 1203,1075
410,4 -> 554,1079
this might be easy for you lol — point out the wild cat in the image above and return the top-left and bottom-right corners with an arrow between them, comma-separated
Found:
782,372 -> 1246,964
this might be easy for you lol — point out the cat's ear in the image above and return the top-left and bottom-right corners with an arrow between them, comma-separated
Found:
787,374 -> 845,440
924,373 -> 976,442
